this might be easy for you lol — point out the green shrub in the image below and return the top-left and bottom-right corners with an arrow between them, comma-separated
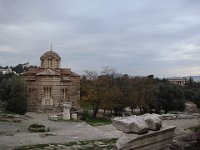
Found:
189,125 -> 200,132
80,110 -> 90,121
86,117 -> 112,126
0,76 -> 27,115
28,124 -> 49,132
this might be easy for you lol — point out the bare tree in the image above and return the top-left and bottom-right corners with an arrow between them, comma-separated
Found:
84,70 -> 98,80
101,66 -> 116,76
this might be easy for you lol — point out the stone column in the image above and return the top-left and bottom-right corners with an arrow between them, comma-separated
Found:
63,104 -> 71,120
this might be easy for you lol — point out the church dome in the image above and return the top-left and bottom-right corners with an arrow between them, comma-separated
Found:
40,50 -> 61,61
40,50 -> 61,69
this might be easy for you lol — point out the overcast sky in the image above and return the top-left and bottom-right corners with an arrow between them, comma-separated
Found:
0,0 -> 200,77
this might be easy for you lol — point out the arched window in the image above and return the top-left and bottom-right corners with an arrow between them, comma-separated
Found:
44,87 -> 52,98
63,88 -> 68,99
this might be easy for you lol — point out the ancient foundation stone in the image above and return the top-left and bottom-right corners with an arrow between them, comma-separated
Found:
113,116 -> 148,134
71,113 -> 78,120
49,115 -> 59,121
116,125 -> 176,150
142,114 -> 162,131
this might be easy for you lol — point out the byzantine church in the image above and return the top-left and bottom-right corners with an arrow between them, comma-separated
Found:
22,49 -> 80,112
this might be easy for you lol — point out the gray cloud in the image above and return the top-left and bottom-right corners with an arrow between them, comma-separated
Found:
0,0 -> 200,77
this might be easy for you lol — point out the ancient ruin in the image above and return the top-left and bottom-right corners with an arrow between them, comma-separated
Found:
22,49 -> 80,112
113,114 -> 176,150
62,103 -> 71,120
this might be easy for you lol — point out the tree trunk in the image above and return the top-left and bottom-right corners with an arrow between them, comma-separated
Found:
139,107 -> 142,114
103,109 -> 106,118
92,110 -> 98,118
131,108 -> 134,115
92,107 -> 98,118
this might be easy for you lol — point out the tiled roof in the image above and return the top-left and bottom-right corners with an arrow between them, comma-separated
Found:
71,71 -> 80,77
23,67 -> 79,76
24,67 -> 44,75
59,68 -> 71,75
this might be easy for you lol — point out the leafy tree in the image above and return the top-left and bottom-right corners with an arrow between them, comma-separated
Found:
193,92 -> 200,109
81,75 -> 104,118
0,73 -> 16,101
112,75 -> 130,115
142,77 -> 160,113
11,64 -> 24,74
0,75 -> 27,114
100,75 -> 117,117
159,82 -> 185,113
81,68 -> 189,118
184,89 -> 195,101
0,79 -> 12,102
127,77 -> 159,114
127,77 -> 141,114
81,68 -> 120,118
185,76 -> 194,87
127,80 -> 137,114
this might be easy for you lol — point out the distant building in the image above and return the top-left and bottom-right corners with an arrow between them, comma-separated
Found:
168,77 -> 186,86
0,67 -> 16,74
21,62 -> 30,69
21,49 -> 80,112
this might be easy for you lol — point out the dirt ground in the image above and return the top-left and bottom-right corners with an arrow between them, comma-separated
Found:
0,112 -> 107,150
0,112 -> 199,150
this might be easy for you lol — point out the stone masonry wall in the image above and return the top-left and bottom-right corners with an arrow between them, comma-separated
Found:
23,74 -> 80,112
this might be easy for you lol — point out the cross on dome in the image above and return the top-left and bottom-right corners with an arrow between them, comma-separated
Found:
50,44 -> 53,51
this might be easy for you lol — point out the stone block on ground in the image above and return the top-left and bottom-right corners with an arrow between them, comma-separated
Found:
71,113 -> 78,120
142,114 -> 162,131
116,125 -> 176,150
63,112 -> 70,120
113,116 -> 148,134
49,115 -> 59,121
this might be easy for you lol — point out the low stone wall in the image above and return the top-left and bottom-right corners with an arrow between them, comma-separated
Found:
160,113 -> 200,120
0,114 -> 22,122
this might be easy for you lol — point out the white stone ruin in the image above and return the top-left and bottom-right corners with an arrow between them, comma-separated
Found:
113,114 -> 176,150
49,115 -> 59,121
63,103 -> 71,120
113,116 -> 148,134
48,103 -> 78,121
71,113 -> 78,120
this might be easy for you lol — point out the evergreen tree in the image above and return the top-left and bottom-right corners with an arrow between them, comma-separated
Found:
0,75 -> 27,114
